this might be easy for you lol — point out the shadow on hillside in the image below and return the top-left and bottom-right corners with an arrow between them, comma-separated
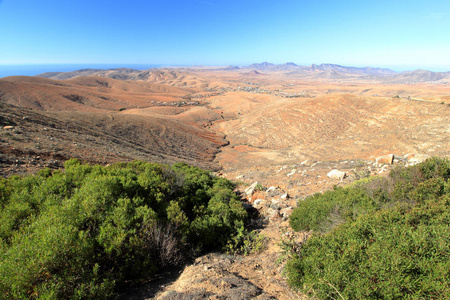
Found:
115,267 -> 184,299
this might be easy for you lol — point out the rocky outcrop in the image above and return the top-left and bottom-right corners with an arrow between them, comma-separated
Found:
376,154 -> 394,166
244,182 -> 259,196
327,169 -> 346,180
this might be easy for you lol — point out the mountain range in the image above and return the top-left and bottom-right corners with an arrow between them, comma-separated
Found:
35,63 -> 450,84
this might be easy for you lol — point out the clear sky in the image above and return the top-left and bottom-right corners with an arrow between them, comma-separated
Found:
0,0 -> 449,71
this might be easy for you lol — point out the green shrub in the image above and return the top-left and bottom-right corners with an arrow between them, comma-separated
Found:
225,227 -> 267,255
286,157 -> 450,299
286,197 -> 450,299
0,160 -> 247,299
290,185 -> 377,233
290,158 -> 450,234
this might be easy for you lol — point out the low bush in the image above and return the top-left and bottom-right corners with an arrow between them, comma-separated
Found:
286,157 -> 450,299
290,157 -> 450,233
224,227 -> 267,255
0,159 -> 247,299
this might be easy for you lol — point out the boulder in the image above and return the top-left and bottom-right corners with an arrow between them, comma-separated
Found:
252,199 -> 263,208
375,154 -> 394,166
244,182 -> 259,196
327,169 -> 346,180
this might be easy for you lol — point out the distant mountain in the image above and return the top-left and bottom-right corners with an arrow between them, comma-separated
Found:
393,69 -> 450,83
247,62 -> 276,69
223,65 -> 240,70
243,70 -> 264,76
34,63 -> 450,84
308,64 -> 397,75
37,68 -> 180,82
247,62 -> 299,70
243,62 -> 450,83
245,62 -> 397,76
311,69 -> 351,80
37,68 -> 142,80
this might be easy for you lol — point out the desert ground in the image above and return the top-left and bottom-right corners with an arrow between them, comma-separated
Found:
1,64 -> 449,299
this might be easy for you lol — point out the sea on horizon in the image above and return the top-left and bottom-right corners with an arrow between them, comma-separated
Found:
0,64 -> 162,78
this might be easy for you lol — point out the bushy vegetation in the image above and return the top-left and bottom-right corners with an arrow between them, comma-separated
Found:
0,159 -> 247,299
287,157 -> 450,299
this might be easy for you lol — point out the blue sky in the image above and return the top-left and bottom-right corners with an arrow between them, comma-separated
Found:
0,0 -> 449,71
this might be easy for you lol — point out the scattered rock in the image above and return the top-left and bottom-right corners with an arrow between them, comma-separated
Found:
3,126 -> 14,130
271,199 -> 280,206
266,186 -> 276,193
327,169 -> 346,180
280,207 -> 293,221
244,182 -> 259,196
375,154 -> 394,166
287,169 -> 296,176
280,192 -> 289,199
253,199 -> 263,207
269,210 -> 282,221
268,199 -> 281,210
408,154 -> 431,165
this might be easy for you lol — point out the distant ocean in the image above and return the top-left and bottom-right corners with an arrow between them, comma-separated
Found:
0,64 -> 162,78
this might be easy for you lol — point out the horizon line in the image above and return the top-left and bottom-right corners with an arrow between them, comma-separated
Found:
0,62 -> 449,73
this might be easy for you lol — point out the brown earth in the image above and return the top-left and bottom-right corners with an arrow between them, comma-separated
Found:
1,67 -> 450,299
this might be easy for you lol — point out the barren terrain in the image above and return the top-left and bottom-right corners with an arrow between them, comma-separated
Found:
1,65 -> 450,299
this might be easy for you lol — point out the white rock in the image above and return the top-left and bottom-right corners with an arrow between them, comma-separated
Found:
327,169 -> 346,180
287,169 -> 296,176
266,186 -> 276,193
245,182 -> 259,196
253,199 -> 262,206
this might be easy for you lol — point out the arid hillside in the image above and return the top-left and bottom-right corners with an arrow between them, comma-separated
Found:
210,92 -> 449,171
2,66 -> 450,192
0,74 -> 230,176
0,75 -> 199,112
1,66 -> 450,299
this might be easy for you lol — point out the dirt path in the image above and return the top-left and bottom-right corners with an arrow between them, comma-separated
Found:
119,216 -> 307,300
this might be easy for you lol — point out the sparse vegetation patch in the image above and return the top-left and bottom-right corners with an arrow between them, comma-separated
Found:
286,157 -> 450,299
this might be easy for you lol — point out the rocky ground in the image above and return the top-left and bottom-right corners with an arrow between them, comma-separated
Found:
0,102 -> 226,177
